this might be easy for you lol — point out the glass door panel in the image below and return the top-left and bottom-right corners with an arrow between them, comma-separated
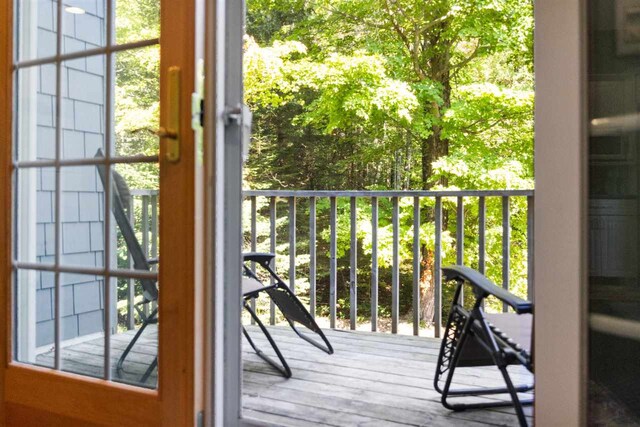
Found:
588,0 -> 640,423
12,0 -> 161,390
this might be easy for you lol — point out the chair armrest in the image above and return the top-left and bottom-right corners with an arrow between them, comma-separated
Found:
243,252 -> 276,264
442,265 -> 533,314
148,258 -> 159,265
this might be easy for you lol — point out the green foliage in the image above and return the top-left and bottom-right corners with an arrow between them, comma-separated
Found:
243,0 -> 534,325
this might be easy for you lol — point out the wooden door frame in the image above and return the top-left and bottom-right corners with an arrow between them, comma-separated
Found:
534,0 -> 588,425
0,0 -> 204,424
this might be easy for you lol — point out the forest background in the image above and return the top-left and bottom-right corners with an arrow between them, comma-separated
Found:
112,0 -> 535,331
242,0 -> 534,331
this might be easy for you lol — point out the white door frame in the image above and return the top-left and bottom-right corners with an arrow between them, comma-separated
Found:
205,0 -> 244,424
534,0 -> 588,425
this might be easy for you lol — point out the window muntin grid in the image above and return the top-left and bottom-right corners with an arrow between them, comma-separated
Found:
12,0 -> 160,386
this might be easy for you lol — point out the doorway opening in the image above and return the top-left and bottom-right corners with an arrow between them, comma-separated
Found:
235,0 -> 536,425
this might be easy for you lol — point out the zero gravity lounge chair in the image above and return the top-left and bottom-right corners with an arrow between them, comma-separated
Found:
95,149 -> 159,385
434,265 -> 534,427
242,253 -> 333,378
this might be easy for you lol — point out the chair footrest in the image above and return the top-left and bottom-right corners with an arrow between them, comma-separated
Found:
445,384 -> 534,397
449,398 -> 534,412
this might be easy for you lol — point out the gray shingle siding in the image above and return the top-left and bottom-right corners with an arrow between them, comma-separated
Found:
33,1 -> 112,348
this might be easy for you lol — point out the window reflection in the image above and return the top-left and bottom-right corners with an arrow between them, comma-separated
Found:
588,0 -> 640,423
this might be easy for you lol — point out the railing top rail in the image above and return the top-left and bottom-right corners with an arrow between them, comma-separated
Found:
243,189 -> 534,198
130,189 -> 159,196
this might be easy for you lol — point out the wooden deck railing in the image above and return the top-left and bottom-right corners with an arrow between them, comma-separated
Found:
243,190 -> 534,338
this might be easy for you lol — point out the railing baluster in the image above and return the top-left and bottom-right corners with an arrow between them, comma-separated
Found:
288,197 -> 296,294
478,196 -> 486,275
527,195 -> 534,302
371,197 -> 378,332
457,196 -> 464,265
412,196 -> 420,336
269,197 -> 277,325
142,195 -> 150,317
478,196 -> 486,311
456,196 -> 464,304
309,197 -> 317,317
151,193 -> 158,312
350,197 -> 357,330
392,197 -> 399,334
250,196 -> 257,324
142,196 -> 149,256
127,199 -> 135,330
502,196 -> 511,312
434,196 -> 442,338
151,194 -> 158,267
330,197 -> 337,329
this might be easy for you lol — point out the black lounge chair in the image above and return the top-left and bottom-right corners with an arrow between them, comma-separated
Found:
434,265 -> 534,427
95,149 -> 158,385
242,252 -> 333,378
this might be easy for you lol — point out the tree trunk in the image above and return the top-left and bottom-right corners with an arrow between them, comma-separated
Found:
418,44 -> 452,326
419,247 -> 435,323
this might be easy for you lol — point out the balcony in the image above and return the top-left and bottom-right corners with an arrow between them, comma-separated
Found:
36,188 -> 535,425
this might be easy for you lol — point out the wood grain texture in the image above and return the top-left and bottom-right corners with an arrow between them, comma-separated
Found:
241,325 -> 533,427
0,0 -> 12,424
5,365 -> 160,426
158,0 -> 199,422
6,403 -> 104,427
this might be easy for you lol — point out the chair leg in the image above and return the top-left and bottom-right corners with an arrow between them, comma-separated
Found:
499,364 -> 530,427
243,302 -> 292,378
140,356 -> 158,384
116,307 -> 158,379
440,353 -> 533,427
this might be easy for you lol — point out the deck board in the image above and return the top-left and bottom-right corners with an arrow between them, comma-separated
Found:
36,324 -> 533,425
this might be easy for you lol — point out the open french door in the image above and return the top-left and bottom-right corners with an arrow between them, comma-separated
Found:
0,0 -> 204,425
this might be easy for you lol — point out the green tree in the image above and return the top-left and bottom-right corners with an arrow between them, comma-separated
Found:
243,0 -> 534,325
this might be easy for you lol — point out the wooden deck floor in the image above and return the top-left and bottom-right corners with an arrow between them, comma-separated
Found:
243,325 -> 533,427
37,324 -> 534,426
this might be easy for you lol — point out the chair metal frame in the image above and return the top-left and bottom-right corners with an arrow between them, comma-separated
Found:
434,265 -> 534,427
95,150 -> 159,385
242,252 -> 333,378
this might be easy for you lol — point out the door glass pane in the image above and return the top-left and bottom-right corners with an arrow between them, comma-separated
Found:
62,55 -> 107,159
16,168 -> 56,265
16,268 -> 55,367
115,0 -> 160,45
62,0 -> 107,54
16,0 -> 59,61
59,273 -> 107,378
61,166 -> 105,268
110,163 -> 159,388
114,46 -> 160,157
16,65 -> 57,162
111,276 -> 158,389
588,0 -> 640,423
